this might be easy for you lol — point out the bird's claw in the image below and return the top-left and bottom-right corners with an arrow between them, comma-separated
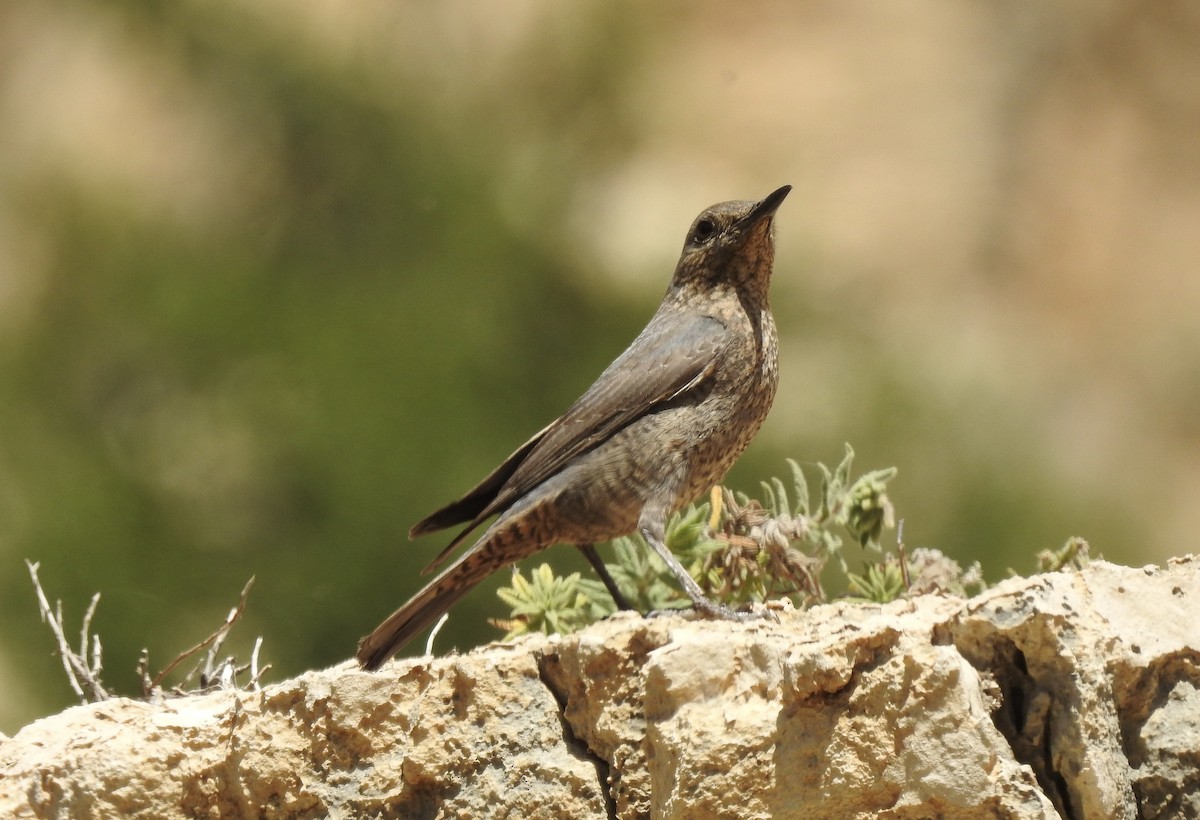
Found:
645,601 -> 772,623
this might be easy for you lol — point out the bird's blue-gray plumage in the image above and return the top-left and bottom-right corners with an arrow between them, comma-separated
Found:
358,185 -> 790,670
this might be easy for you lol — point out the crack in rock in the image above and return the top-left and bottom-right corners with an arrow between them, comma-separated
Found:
536,647 -> 619,819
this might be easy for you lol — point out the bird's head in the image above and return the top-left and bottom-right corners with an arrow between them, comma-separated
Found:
671,185 -> 791,299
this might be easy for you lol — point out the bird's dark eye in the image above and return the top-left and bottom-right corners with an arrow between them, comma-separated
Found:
691,218 -> 717,244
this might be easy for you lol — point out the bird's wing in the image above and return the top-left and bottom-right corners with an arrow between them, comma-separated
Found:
419,311 -> 728,574
408,419 -> 556,540
500,312 -> 726,500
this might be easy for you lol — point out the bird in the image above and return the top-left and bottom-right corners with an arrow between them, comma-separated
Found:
357,184 -> 791,670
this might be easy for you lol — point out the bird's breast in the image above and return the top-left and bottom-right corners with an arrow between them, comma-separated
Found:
667,305 -> 778,508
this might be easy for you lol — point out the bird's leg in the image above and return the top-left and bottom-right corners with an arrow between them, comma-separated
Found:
639,520 -> 760,622
576,542 -> 635,611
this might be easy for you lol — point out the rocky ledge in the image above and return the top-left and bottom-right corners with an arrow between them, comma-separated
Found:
2,557 -> 1198,819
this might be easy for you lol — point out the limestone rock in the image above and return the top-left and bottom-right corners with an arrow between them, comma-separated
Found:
1,557 -> 1197,818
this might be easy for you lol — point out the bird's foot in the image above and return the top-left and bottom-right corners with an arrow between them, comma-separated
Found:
645,600 -> 773,623
688,596 -> 771,622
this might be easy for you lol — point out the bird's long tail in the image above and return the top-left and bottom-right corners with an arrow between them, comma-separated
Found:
355,550 -> 496,671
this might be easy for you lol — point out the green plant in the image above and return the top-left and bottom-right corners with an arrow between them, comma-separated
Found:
493,564 -> 604,640
1035,536 -> 1093,573
497,445 -> 916,636
846,561 -> 906,603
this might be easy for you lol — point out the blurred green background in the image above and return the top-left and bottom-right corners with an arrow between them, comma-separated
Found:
2,2 -> 1198,733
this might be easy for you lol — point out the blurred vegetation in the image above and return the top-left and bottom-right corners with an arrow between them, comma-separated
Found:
496,449 -> 1006,640
3,2 -> 1194,733
0,2 -> 656,730
496,448 -> 911,640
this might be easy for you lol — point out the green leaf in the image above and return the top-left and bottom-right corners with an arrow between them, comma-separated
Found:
787,458 -> 809,516
770,476 -> 789,519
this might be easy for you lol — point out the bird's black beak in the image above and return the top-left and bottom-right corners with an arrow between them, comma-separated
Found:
738,185 -> 792,233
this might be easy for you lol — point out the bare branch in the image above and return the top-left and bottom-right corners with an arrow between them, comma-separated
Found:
91,635 -> 104,685
137,648 -> 153,698
426,613 -> 450,657
29,562 -> 268,702
26,560 -> 109,703
249,637 -> 265,692
151,577 -> 255,691
80,593 -> 100,659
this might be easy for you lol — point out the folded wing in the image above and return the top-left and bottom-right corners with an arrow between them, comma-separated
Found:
414,310 -> 728,573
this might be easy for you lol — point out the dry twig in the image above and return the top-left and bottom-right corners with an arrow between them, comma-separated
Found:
144,576 -> 256,695
26,560 -> 109,704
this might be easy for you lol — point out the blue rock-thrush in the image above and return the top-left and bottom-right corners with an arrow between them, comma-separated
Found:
357,185 -> 790,669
